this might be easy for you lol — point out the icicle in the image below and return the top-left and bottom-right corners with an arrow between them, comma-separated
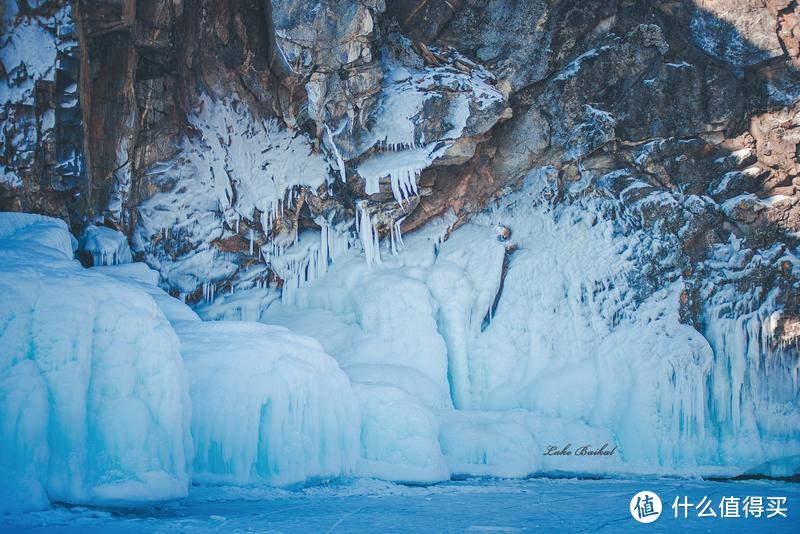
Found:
319,221 -> 330,279
249,229 -> 254,255
357,201 -> 381,266
391,216 -> 407,255
395,217 -> 406,247
201,280 -> 216,303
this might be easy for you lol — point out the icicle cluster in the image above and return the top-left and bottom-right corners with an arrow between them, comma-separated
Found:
273,221 -> 352,306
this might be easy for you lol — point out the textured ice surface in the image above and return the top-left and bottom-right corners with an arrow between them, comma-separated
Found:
0,213 -> 191,512
355,383 -> 450,484
177,321 -> 359,487
0,212 -> 77,258
3,478 -> 799,533
90,263 -> 202,324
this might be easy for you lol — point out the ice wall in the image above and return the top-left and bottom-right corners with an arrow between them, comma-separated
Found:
218,167 -> 799,480
178,321 -> 360,487
701,241 -> 800,468
1,212 -> 367,510
462,175 -> 798,474
0,213 -> 192,512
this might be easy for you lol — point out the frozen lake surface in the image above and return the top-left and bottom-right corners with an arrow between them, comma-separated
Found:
3,477 -> 798,533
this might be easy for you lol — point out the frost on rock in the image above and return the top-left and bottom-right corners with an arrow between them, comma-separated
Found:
0,213 -> 192,512
79,225 -> 133,266
1,2 -> 85,203
177,321 -> 360,487
355,37 -> 505,205
134,95 -> 330,298
1,3 -> 60,105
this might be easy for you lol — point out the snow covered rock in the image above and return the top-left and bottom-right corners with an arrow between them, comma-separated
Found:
79,225 -> 133,266
0,212 -> 192,512
176,321 -> 360,487
1,1 -> 86,223
132,95 -> 330,300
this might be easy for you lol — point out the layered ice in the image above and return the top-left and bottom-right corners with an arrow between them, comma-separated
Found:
177,321 -> 360,487
0,213 -> 192,512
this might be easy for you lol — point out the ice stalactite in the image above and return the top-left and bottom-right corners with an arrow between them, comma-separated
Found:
134,95 -> 330,299
390,216 -> 406,255
701,278 -> 800,468
356,201 -> 381,266
202,280 -> 216,303
357,145 -> 444,207
272,222 -> 353,306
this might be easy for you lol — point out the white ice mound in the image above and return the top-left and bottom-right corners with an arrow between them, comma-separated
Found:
437,410 -> 624,478
438,411 -> 540,479
91,262 -> 202,323
355,383 -> 450,484
176,321 -> 360,487
0,213 -> 192,512
79,224 -> 133,266
0,211 -> 77,259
